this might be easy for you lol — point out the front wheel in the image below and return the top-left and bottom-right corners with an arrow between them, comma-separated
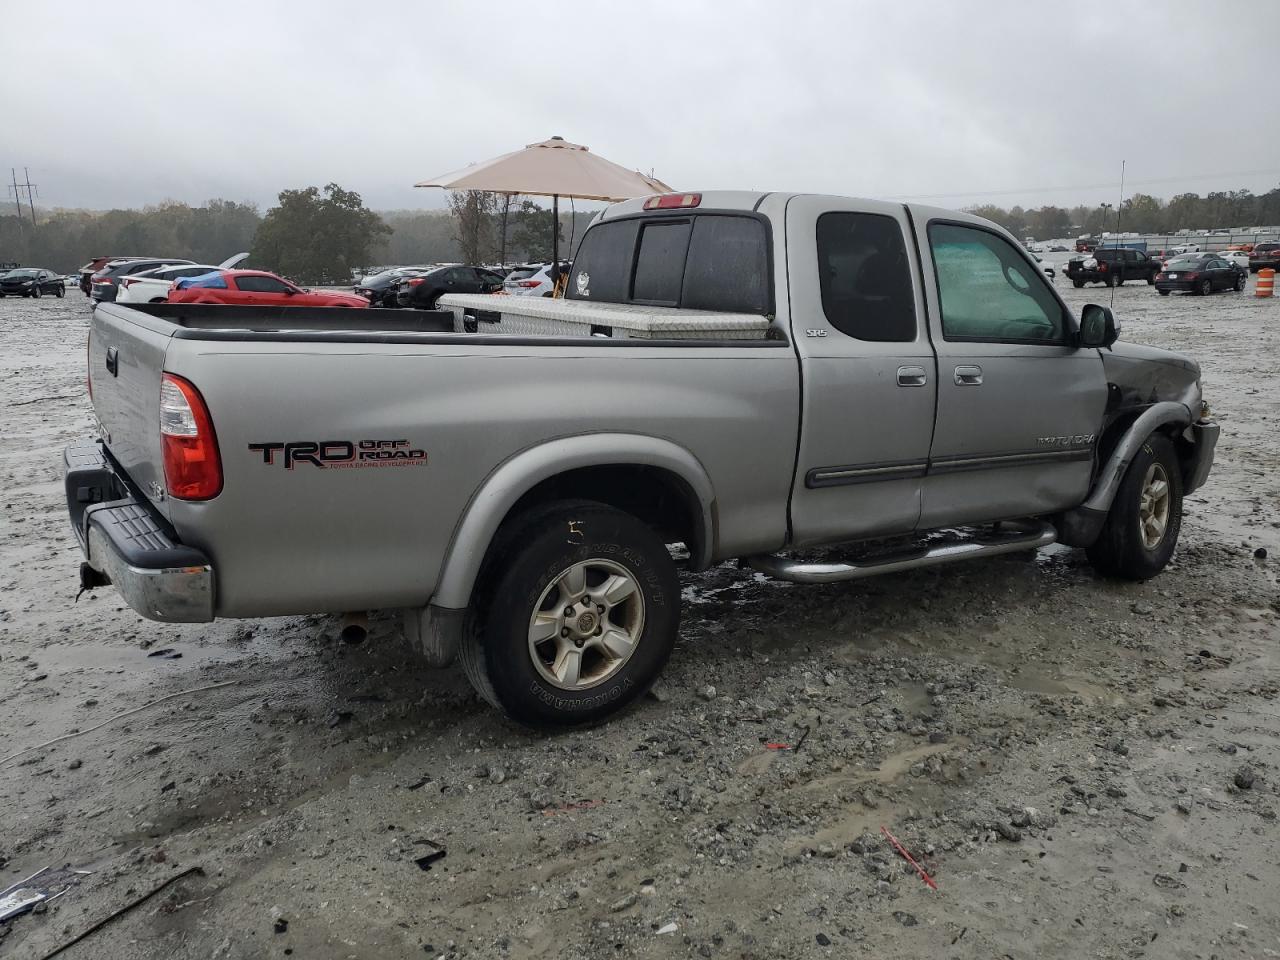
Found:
1234,274 -> 1245,292
460,500 -> 680,727
31,285 -> 42,298
1198,279 -> 1212,295
1086,434 -> 1183,581
56,284 -> 65,298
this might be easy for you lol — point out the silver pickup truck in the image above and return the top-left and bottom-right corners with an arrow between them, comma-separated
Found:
66,191 -> 1219,726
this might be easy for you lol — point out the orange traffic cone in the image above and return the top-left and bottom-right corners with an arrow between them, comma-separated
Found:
1258,268 -> 1275,298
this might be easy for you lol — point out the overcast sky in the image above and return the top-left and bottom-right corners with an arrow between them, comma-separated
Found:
4,0 -> 1277,215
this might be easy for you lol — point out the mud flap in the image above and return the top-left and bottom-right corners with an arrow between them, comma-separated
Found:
403,605 -> 467,668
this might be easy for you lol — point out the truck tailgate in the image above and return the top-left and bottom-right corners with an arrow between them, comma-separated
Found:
89,305 -> 174,521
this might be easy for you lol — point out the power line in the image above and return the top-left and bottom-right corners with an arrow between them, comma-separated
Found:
887,165 -> 1280,202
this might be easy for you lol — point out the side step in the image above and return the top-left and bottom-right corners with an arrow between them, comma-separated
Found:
746,520 -> 1057,584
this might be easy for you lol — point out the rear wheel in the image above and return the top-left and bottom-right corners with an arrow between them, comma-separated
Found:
1107,273 -> 1119,287
1086,434 -> 1183,581
1072,279 -> 1085,289
1158,289 -> 1170,296
1198,279 -> 1212,295
1234,274 -> 1245,292
460,500 -> 680,727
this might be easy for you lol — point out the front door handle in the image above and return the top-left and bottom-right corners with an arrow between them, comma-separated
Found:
954,364 -> 983,385
897,365 -> 927,387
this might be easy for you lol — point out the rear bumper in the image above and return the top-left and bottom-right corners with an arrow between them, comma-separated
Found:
64,440 -> 215,623
1155,280 -> 1197,292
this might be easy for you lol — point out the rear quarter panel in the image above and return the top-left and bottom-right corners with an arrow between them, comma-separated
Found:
162,338 -> 799,618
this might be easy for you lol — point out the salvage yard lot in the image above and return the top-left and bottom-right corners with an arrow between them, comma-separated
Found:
1,284 -> 1278,959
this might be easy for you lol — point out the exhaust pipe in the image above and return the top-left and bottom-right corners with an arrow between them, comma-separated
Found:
339,612 -> 369,645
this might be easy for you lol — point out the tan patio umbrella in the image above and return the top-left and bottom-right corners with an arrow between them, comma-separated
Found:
415,136 -> 672,286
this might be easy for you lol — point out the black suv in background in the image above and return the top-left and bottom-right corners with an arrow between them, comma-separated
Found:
1064,248 -> 1162,287
90,257 -> 193,303
1248,242 -> 1280,273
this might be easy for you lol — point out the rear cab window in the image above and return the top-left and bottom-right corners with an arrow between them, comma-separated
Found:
567,213 -> 770,314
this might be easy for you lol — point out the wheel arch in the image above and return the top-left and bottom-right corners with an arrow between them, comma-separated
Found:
430,434 -> 717,610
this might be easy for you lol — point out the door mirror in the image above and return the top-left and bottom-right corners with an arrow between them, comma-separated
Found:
1080,304 -> 1119,349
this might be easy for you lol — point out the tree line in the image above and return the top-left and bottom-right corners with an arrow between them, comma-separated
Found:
13,181 -> 1275,278
968,184 -> 1280,240
0,186 -> 594,281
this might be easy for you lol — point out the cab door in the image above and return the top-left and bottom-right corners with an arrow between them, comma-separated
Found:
786,196 -> 937,546
912,212 -> 1106,527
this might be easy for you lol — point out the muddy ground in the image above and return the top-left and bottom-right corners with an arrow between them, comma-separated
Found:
1,280 -> 1277,960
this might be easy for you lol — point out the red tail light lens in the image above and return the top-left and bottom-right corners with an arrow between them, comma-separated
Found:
1182,272 -> 1199,279
407,278 -> 425,287
643,193 -> 701,210
160,373 -> 222,500
517,279 -> 541,287
93,277 -> 112,285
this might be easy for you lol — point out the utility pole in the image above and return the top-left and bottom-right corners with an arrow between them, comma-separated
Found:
9,168 -> 23,223
21,168 -> 38,225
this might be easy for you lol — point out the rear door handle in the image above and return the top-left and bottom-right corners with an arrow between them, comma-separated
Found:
954,364 -> 983,385
105,346 -> 119,377
896,365 -> 927,387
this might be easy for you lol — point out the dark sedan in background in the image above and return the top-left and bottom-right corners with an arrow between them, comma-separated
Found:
1155,254 -> 1246,295
0,268 -> 66,298
395,265 -> 505,309
354,266 -> 432,307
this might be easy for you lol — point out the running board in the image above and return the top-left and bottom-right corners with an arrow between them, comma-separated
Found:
746,520 -> 1057,584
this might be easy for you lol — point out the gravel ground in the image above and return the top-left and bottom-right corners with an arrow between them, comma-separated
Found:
1,280 -> 1277,960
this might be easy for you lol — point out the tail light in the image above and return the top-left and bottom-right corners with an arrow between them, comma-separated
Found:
1182,272 -> 1199,280
121,278 -> 137,288
160,373 -> 221,500
517,279 -> 541,288
407,278 -> 426,287
643,193 -> 701,210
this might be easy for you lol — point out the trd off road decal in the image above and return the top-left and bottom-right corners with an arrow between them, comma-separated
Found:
248,439 -> 427,470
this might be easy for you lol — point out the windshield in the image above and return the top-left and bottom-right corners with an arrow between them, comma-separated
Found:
505,268 -> 540,281
1165,258 -> 1202,270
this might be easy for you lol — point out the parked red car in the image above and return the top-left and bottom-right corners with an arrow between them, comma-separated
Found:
166,270 -> 369,307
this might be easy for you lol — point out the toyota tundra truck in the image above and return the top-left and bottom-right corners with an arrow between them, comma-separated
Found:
66,191 -> 1219,727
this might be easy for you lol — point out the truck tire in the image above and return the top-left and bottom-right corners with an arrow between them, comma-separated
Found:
1108,273 -> 1121,287
1073,279 -> 1085,289
1158,289 -> 1170,296
1086,434 -> 1183,581
56,284 -> 65,297
1146,275 -> 1156,285
460,499 -> 680,727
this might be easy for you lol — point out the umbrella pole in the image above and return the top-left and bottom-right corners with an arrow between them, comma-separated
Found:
552,193 -> 560,295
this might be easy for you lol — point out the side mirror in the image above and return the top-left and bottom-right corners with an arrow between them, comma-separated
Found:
1080,303 -> 1119,349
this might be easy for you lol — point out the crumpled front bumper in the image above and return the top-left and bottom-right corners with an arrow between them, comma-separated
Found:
1182,419 -> 1219,494
64,440 -> 214,623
